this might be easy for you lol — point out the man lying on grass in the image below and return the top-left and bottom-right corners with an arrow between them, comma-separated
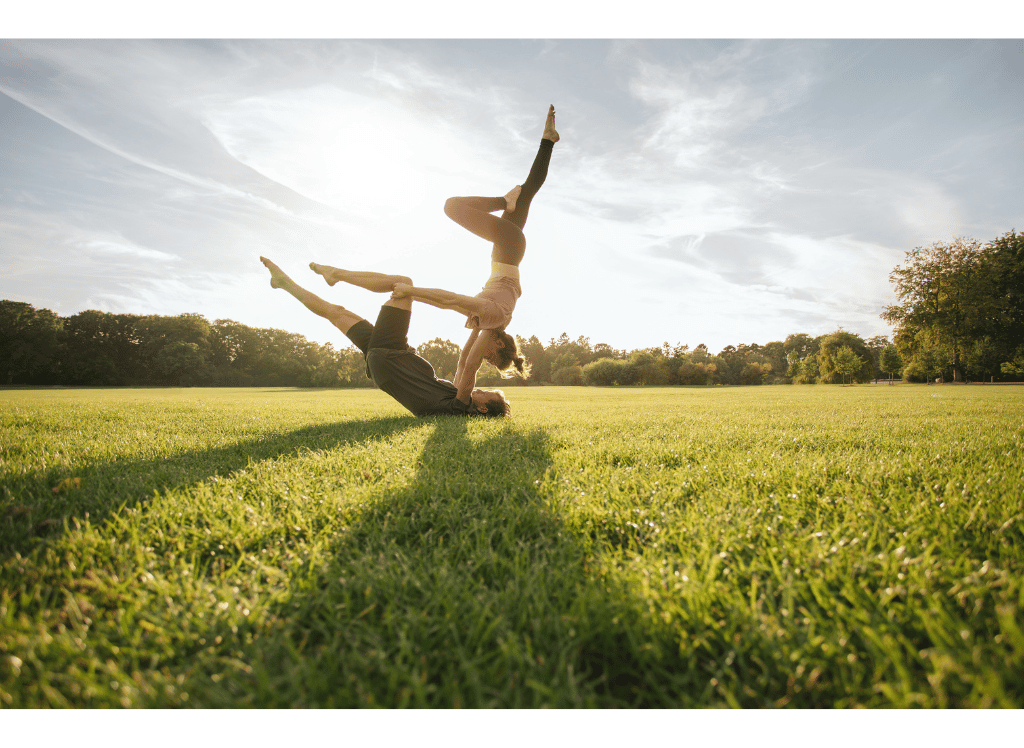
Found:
260,257 -> 509,418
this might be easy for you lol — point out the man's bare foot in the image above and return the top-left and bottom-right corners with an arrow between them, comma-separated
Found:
543,105 -> 559,143
309,262 -> 343,286
260,256 -> 290,290
504,185 -> 522,213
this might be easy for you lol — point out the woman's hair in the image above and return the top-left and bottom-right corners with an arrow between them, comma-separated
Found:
490,329 -> 531,379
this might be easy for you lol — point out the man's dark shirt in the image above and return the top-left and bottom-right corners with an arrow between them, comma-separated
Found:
366,348 -> 473,417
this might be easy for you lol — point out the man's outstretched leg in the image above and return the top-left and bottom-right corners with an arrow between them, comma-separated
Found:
260,256 -> 364,335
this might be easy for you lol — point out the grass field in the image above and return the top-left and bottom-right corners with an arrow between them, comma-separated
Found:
1,384 -> 1022,708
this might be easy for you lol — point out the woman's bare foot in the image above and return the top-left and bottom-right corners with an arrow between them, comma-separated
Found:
504,185 -> 522,213
260,256 -> 291,289
543,105 -> 559,143
309,262 -> 344,286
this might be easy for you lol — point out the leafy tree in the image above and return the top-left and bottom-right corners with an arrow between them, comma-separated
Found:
882,237 -> 996,382
901,344 -> 950,383
626,350 -> 671,385
832,345 -> 860,385
785,333 -> 820,383
582,358 -> 623,386
987,230 -> 1024,354
0,301 -> 63,384
155,341 -> 210,386
865,335 -> 891,379
740,362 -> 772,385
417,337 -> 461,382
817,330 -> 874,384
61,310 -> 143,385
691,343 -> 712,360
551,364 -> 585,386
547,333 -> 594,372
793,353 -> 819,384
677,359 -> 716,385
761,341 -> 787,382
211,319 -> 263,374
784,333 -> 818,360
880,346 -> 903,381
519,335 -> 550,383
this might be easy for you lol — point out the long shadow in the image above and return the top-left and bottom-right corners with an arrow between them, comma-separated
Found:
0,415 -> 420,559
4,411 -> 684,707
188,418 -> 674,707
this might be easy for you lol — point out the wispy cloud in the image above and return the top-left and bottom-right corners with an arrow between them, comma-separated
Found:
77,237 -> 179,262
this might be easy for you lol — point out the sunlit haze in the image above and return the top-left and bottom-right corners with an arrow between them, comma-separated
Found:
3,13 -> 1022,353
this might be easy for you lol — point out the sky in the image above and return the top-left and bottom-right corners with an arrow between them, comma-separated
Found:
2,8 -> 1023,354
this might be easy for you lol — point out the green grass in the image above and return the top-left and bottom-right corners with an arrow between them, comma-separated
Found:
1,385 -> 1022,707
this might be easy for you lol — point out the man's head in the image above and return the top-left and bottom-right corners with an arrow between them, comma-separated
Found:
484,329 -> 531,378
470,388 -> 510,417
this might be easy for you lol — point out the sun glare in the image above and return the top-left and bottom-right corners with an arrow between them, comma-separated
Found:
202,86 -> 476,221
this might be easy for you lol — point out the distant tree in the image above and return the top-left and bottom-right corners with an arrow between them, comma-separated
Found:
817,330 -> 874,384
784,333 -> 818,360
793,353 -> 819,384
740,362 -> 772,385
552,364 -> 585,386
547,333 -> 594,373
155,341 -> 211,386
627,350 -> 671,385
519,335 -> 550,383
832,346 -> 860,385
987,230 -> 1024,354
901,343 -> 950,383
417,337 -> 461,381
583,358 -> 622,386
61,310 -> 142,385
865,335 -> 891,379
0,301 -> 63,384
677,359 -> 716,385
880,346 -> 903,381
882,237 -> 996,382
714,345 -> 743,385
761,341 -> 787,382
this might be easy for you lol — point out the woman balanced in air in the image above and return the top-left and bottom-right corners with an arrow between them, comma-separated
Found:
311,105 -> 559,383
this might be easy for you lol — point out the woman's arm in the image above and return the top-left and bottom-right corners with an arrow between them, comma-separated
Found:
392,282 -> 487,318
454,329 -> 489,404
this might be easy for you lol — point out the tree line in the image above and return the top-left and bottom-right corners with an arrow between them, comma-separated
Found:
3,230 -> 1020,389
1,299 -> 905,388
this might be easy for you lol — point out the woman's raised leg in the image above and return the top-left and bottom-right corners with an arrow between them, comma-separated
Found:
309,262 -> 411,294
443,195 -> 526,251
501,105 -> 558,231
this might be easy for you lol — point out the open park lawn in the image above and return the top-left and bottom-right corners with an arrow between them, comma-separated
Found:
1,385 -> 1022,707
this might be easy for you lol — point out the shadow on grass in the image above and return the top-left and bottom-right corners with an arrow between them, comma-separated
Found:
0,415 -> 420,559
3,412 -> 692,707
185,417 -> 689,708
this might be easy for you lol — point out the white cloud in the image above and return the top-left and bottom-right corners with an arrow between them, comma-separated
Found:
78,238 -> 179,262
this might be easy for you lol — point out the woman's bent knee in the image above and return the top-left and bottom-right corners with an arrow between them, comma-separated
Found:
443,197 -> 462,219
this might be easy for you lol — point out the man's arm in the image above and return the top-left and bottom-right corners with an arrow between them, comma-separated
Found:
392,282 -> 487,318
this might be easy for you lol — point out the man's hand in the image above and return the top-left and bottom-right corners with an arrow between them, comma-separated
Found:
391,282 -> 413,299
